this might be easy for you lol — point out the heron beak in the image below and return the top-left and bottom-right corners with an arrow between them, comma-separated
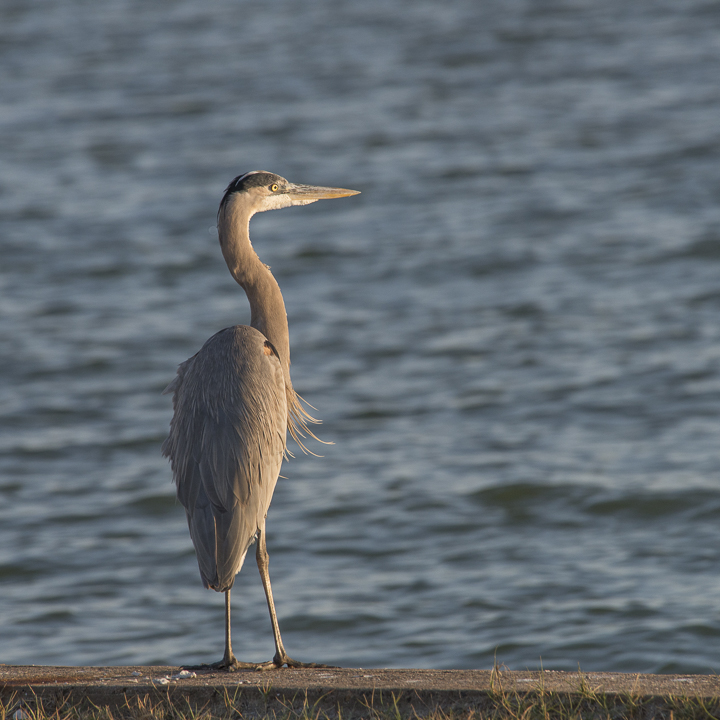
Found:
286,183 -> 361,201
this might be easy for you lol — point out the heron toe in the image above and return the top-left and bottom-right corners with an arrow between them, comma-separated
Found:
210,657 -> 259,672
253,653 -> 337,670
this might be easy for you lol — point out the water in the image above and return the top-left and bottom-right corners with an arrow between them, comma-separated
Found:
2,0 -> 720,674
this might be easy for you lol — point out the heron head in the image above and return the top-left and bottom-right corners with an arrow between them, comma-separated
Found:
219,171 -> 360,217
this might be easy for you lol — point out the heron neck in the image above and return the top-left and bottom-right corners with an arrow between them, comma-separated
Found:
217,201 -> 291,374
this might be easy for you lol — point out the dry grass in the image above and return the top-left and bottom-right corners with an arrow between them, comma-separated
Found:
3,669 -> 720,720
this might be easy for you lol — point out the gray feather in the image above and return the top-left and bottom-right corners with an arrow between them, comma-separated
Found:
163,325 -> 287,591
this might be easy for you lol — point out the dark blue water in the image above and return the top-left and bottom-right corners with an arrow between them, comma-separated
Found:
2,0 -> 720,674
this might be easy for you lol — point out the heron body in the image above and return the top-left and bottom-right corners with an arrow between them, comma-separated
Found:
164,326 -> 286,591
162,171 -> 359,670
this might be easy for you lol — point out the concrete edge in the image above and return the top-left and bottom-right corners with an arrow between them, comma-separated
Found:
2,667 -> 720,717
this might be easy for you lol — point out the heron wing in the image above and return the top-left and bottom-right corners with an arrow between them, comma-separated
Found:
162,325 -> 287,591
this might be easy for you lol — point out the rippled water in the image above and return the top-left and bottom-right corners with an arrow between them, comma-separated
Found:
2,0 -> 720,673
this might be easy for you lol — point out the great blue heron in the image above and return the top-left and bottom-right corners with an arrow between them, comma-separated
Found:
162,171 -> 359,670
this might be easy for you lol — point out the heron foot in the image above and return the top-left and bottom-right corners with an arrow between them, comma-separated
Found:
182,656 -> 258,673
212,657 -> 259,672
255,653 -> 337,671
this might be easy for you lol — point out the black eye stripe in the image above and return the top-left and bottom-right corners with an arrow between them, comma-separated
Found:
218,172 -> 287,215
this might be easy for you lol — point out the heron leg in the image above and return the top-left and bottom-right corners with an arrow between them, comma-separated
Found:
222,588 -> 237,666
254,523 -> 333,670
208,588 -> 256,671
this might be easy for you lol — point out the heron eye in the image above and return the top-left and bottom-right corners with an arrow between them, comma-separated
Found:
270,184 -> 279,192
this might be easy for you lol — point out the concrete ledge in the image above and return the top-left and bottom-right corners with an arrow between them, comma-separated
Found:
2,666 -> 720,718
